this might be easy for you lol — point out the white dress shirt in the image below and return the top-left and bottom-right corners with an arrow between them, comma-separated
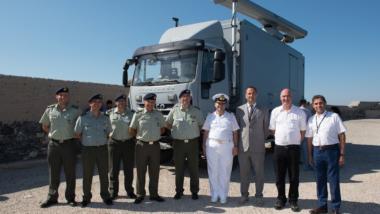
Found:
202,111 -> 239,143
305,111 -> 346,146
269,105 -> 306,146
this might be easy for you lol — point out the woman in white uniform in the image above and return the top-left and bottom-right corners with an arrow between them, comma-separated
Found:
202,93 -> 239,204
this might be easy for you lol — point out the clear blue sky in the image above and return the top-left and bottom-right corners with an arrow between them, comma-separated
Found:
1,0 -> 379,105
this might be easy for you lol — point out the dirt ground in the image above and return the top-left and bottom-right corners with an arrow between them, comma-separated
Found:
0,119 -> 379,214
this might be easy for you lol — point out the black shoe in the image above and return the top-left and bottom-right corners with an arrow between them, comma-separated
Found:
40,199 -> 58,208
103,198 -> 113,205
134,196 -> 144,204
191,193 -> 199,200
309,207 -> 328,214
149,196 -> 165,202
290,202 -> 300,212
274,200 -> 285,210
128,192 -> 137,199
110,193 -> 118,200
81,200 -> 90,207
67,200 -> 77,207
173,192 -> 183,200
331,209 -> 341,214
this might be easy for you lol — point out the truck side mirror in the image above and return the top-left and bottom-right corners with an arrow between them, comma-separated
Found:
122,58 -> 136,87
213,50 -> 225,82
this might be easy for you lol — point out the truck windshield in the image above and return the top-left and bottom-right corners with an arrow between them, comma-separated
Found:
132,50 -> 197,86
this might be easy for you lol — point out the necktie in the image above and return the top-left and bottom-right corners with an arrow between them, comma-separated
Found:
248,105 -> 253,121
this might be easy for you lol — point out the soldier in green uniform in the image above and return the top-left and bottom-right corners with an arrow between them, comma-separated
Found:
39,87 -> 81,208
129,93 -> 166,204
106,94 -> 137,199
74,94 -> 113,207
166,89 -> 204,200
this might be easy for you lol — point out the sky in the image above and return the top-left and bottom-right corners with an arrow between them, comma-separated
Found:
1,0 -> 379,105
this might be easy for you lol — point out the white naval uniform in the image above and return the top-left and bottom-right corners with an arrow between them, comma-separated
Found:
202,111 -> 239,201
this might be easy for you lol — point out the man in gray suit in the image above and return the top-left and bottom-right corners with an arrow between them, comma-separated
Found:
236,86 -> 269,205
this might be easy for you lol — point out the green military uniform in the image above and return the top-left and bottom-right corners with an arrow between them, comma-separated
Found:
129,108 -> 165,198
166,104 -> 204,196
39,103 -> 80,203
74,111 -> 112,202
106,107 -> 135,198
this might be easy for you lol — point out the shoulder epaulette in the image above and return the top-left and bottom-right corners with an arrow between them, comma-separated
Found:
47,104 -> 56,108
105,109 -> 113,116
193,105 -> 200,110
135,109 -> 144,114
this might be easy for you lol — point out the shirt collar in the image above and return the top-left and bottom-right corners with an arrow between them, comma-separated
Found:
316,110 -> 327,118
280,104 -> 295,112
114,107 -> 126,114
180,104 -> 190,111
246,103 -> 256,108
214,111 -> 225,117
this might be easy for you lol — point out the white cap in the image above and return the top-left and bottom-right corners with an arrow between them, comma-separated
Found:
212,93 -> 229,103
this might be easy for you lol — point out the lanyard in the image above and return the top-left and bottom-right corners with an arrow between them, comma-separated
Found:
316,112 -> 327,134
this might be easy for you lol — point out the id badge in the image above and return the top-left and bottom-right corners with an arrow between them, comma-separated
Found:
314,134 -> 321,145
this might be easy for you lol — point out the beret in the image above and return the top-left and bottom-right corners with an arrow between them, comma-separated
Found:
179,89 -> 191,98
56,87 -> 69,94
115,94 -> 127,101
143,93 -> 157,101
88,94 -> 103,102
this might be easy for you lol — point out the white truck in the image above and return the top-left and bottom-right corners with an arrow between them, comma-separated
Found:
122,0 -> 307,161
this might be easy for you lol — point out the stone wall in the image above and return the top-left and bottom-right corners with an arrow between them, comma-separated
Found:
0,74 -> 127,123
0,74 -> 127,163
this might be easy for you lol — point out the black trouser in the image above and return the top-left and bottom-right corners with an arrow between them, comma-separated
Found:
135,140 -> 160,197
82,145 -> 110,201
47,139 -> 77,202
108,138 -> 135,196
173,138 -> 199,194
273,144 -> 300,203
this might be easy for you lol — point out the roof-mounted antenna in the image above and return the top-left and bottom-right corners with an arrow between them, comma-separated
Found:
214,0 -> 307,42
172,17 -> 179,27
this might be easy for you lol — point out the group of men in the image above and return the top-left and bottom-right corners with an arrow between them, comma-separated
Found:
39,86 -> 346,214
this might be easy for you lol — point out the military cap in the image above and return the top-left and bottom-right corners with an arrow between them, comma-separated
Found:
179,89 -> 191,98
88,94 -> 103,102
212,93 -> 229,103
143,93 -> 157,101
115,94 -> 127,101
56,87 -> 69,94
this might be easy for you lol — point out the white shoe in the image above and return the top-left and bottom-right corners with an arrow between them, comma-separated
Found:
220,197 -> 227,204
210,196 -> 218,203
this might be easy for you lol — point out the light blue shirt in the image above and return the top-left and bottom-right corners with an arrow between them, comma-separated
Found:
74,112 -> 112,146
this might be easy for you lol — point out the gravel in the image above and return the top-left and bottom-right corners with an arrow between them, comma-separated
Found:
0,119 -> 379,214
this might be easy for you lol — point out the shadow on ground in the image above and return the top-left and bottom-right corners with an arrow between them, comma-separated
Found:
0,142 -> 379,199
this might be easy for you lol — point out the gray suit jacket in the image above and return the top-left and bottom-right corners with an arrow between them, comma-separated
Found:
236,103 -> 269,153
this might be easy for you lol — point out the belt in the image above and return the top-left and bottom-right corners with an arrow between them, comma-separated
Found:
50,138 -> 73,143
275,144 -> 300,148
83,144 -> 107,148
111,138 -> 132,143
174,137 -> 198,143
314,144 -> 338,150
138,140 -> 159,145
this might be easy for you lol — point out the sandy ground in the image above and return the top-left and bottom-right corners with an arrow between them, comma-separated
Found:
0,119 -> 379,214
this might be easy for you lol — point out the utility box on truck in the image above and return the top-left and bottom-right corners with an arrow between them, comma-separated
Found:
122,0 -> 307,161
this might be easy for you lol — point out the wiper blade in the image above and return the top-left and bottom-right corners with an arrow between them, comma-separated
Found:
154,79 -> 180,85
137,81 -> 154,86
